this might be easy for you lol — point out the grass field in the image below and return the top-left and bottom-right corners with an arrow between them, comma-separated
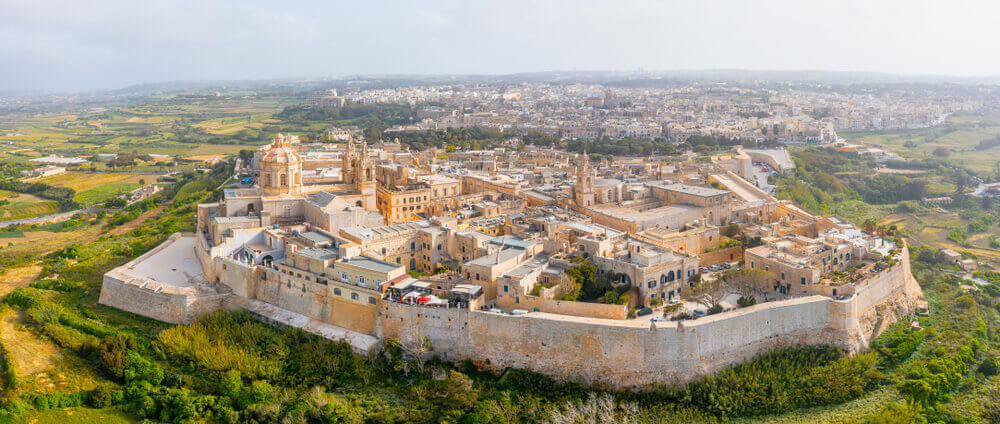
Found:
842,111 -> 1000,175
34,172 -> 152,206
0,190 -> 59,220
0,226 -> 106,258
882,210 -> 1000,265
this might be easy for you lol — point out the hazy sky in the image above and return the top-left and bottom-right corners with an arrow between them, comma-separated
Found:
2,0 -> 999,91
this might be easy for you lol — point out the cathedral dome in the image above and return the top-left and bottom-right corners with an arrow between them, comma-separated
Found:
261,134 -> 300,165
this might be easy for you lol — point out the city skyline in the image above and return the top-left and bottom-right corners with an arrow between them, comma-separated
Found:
4,0 -> 1000,91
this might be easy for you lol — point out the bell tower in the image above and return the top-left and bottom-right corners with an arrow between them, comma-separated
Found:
574,151 -> 596,207
353,142 -> 376,210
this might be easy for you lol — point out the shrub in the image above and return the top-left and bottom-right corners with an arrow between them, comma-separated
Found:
871,328 -> 925,365
2,288 -> 41,309
88,384 -> 123,408
681,347 -> 878,416
978,357 -> 999,376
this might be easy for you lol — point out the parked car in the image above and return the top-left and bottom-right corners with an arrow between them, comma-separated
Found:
699,267 -> 709,273
693,309 -> 706,317
667,299 -> 680,306
651,316 -> 669,322
637,307 -> 653,316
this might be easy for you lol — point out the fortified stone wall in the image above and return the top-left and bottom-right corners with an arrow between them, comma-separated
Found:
98,276 -> 228,324
377,251 -> 921,389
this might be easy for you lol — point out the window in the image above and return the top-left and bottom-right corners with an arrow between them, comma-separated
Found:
781,272 -> 785,280
648,280 -> 656,289
368,296 -> 377,305
750,261 -> 754,269
280,174 -> 287,186
503,285 -> 508,292
801,277 -> 806,285
334,288 -> 341,295
340,272 -> 348,282
358,276 -> 366,287
351,292 -> 359,300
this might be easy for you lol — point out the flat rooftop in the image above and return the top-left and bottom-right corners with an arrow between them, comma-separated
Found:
649,182 -> 730,198
589,201 -> 700,223
340,256 -> 401,273
296,247 -> 339,261
503,253 -> 550,279
468,248 -> 523,266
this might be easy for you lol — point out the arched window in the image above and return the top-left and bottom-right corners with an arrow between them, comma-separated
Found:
351,292 -> 358,300
409,258 -> 416,270
667,270 -> 675,281
280,174 -> 287,186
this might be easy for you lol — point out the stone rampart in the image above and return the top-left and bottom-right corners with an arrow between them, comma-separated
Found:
377,250 -> 921,389
100,233 -> 229,324
99,275 -> 228,324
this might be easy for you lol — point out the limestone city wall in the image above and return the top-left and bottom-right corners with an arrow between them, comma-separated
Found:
377,253 -> 919,389
99,275 -> 227,324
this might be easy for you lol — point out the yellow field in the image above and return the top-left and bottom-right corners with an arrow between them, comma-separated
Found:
34,172 -> 155,205
0,226 -> 106,258
0,264 -> 41,296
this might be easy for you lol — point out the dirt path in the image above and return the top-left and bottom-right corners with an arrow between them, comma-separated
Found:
109,206 -> 163,236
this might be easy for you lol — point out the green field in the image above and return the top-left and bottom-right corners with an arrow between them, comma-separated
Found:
0,190 -> 59,220
842,111 -> 1000,175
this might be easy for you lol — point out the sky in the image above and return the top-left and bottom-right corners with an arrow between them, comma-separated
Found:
2,0 -> 1000,91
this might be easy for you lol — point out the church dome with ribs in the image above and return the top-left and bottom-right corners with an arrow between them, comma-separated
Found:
261,133 -> 300,164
